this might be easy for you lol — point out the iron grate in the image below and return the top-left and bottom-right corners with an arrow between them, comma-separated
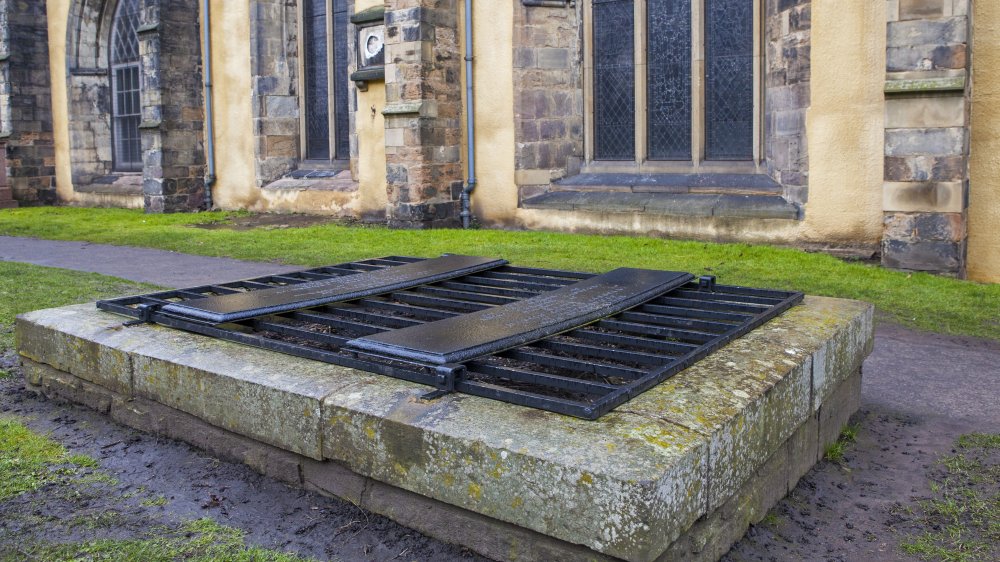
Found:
97,256 -> 803,420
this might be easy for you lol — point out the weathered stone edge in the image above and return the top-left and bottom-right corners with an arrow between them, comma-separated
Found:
20,356 -> 862,562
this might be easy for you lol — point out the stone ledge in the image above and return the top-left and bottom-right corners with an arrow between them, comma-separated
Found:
15,296 -> 872,561
522,191 -> 801,220
75,174 -> 143,196
551,173 -> 783,194
262,169 -> 358,192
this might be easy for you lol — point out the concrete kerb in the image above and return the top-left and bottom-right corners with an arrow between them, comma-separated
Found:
14,295 -> 873,562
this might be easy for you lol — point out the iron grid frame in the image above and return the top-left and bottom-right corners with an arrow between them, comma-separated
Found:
97,257 -> 803,420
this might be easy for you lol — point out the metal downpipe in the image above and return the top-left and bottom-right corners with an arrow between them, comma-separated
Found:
460,0 -> 475,228
201,0 -> 216,210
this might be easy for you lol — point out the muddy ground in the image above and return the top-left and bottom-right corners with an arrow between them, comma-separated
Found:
2,321 -> 998,561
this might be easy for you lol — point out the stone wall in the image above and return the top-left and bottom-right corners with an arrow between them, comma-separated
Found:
137,0 -> 206,212
63,0 -> 205,212
382,0 -> 464,228
765,0 -> 811,203
66,0 -> 122,192
512,1 -> 583,198
0,0 -> 56,204
882,0 -> 969,275
249,0 -> 301,186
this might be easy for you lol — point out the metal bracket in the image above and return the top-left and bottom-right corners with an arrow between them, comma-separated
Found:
123,303 -> 160,327
420,363 -> 466,401
698,275 -> 717,291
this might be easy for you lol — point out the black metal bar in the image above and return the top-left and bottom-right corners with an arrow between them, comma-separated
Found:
568,328 -> 700,354
436,281 -> 538,299
655,296 -> 768,315
476,270 -> 576,286
467,362 -> 617,395
317,305 -> 422,329
501,349 -> 647,380
290,311 -> 387,336
357,298 -> 458,321
672,289 -> 782,305
639,303 -> 750,322
596,319 -> 717,344
412,286 -> 518,306
253,320 -> 350,347
616,311 -> 734,333
458,274 -> 567,292
389,291 -> 494,312
534,339 -> 669,366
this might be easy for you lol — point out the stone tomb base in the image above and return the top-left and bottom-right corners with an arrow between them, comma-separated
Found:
16,296 -> 872,562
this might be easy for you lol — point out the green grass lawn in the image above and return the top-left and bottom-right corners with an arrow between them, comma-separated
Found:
0,261 -> 158,352
1,207 -> 998,340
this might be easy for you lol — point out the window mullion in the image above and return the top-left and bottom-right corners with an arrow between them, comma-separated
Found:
634,0 -> 646,167
691,0 -> 704,167
327,2 -> 336,161
752,0 -> 762,165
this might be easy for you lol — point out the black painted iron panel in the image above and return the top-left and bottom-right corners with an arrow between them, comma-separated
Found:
705,0 -> 754,160
347,268 -> 693,364
161,255 -> 506,323
647,0 -> 692,160
593,0 -> 635,160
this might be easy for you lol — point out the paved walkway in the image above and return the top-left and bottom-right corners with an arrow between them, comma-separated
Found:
0,236 -> 299,287
2,234 -> 998,428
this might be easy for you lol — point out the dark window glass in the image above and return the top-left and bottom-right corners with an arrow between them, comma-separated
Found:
705,0 -> 754,160
304,0 -> 350,161
304,0 -> 330,160
333,0 -> 349,160
647,0 -> 692,160
110,0 -> 142,172
592,0 -> 635,161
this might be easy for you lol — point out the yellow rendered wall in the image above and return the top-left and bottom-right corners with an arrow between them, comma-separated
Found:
472,2 -> 885,250
349,0 -> 388,217
969,2 -> 1000,283
458,1 -> 517,224
799,0 -> 885,245
208,0 -> 257,211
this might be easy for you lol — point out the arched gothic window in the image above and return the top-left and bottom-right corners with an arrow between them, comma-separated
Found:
110,0 -> 142,172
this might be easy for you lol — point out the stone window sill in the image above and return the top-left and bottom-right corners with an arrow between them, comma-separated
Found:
262,169 -> 357,192
75,174 -> 143,196
521,173 -> 801,220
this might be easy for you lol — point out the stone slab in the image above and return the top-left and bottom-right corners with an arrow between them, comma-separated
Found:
16,295 -> 873,562
17,304 -> 371,459
883,181 -> 965,213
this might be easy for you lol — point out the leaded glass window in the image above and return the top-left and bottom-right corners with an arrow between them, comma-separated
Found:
303,0 -> 349,162
110,0 -> 142,172
588,0 -> 758,166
